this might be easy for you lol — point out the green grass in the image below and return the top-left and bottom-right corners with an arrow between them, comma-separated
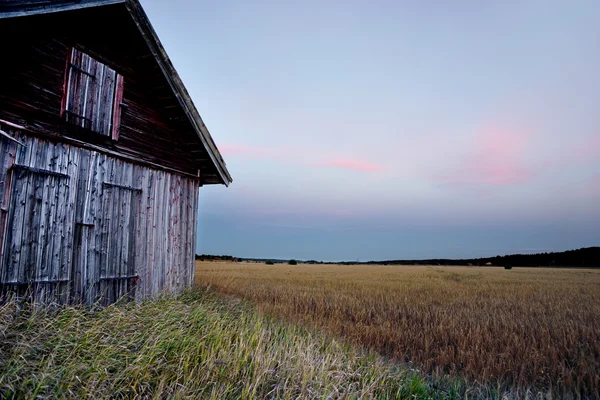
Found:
0,289 -> 458,399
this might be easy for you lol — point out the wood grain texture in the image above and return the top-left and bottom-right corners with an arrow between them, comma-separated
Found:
0,131 -> 200,305
0,6 -> 230,185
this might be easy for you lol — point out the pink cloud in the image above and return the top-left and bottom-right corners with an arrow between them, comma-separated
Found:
219,142 -> 387,173
433,126 -> 534,186
320,159 -> 387,173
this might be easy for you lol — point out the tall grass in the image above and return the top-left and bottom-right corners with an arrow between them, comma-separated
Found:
0,288 -> 448,399
196,262 -> 600,399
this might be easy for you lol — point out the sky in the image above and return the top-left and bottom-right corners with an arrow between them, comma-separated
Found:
141,0 -> 600,261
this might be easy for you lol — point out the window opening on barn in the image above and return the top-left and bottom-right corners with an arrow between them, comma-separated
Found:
61,48 -> 124,139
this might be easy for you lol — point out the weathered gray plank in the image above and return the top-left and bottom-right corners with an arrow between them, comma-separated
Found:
0,131 -> 202,304
72,149 -> 90,302
9,139 -> 34,286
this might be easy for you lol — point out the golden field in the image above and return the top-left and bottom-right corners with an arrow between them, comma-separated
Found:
195,261 -> 600,397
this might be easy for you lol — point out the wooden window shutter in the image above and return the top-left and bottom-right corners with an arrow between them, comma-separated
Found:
62,48 -> 124,139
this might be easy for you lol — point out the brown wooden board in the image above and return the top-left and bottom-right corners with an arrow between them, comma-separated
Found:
0,5 -> 229,185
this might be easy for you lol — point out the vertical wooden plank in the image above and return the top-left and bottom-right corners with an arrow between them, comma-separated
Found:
125,162 -> 137,300
61,145 -> 79,303
29,175 -> 47,303
40,143 -> 57,287
129,187 -> 140,301
178,177 -> 186,291
149,172 -> 158,297
68,49 -> 84,127
191,182 -> 200,288
72,149 -> 91,302
154,172 -> 165,296
65,49 -> 79,120
27,140 -> 44,299
60,47 -> 74,119
173,175 -> 182,291
110,188 -> 121,304
102,69 -> 117,137
0,134 -> 18,274
3,170 -> 22,285
88,153 -> 105,303
175,176 -> 183,291
38,141 -> 56,303
112,161 -> 125,302
83,58 -> 99,130
133,165 -> 146,302
15,139 -> 37,291
111,74 -> 124,140
184,178 -> 194,289
143,170 -> 155,300
98,158 -> 115,304
79,52 -> 91,129
49,144 -> 66,303
92,62 -> 105,133
8,139 -> 34,288
186,178 -> 194,289
122,189 -> 132,301
17,172 -> 37,293
33,141 -> 49,283
160,173 -> 169,295
84,152 -> 97,304
166,173 -> 173,293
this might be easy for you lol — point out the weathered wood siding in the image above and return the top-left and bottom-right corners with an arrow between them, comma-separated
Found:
0,125 -> 199,304
0,6 -> 225,184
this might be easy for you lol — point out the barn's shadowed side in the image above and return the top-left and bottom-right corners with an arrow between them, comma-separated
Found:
0,0 -> 232,305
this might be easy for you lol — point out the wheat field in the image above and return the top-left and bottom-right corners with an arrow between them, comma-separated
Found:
195,262 -> 600,398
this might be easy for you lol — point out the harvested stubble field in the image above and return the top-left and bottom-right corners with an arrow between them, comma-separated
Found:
196,262 -> 600,398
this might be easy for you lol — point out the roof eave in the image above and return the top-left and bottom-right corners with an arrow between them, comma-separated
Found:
124,0 -> 232,186
0,0 -> 126,19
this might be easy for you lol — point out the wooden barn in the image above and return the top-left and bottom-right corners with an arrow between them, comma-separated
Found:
0,0 -> 232,305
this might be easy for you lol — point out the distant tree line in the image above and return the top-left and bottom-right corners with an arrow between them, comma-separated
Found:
195,254 -> 240,262
356,247 -> 600,268
197,247 -> 600,268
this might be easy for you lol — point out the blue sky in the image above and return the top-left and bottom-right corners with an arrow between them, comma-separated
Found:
141,0 -> 600,261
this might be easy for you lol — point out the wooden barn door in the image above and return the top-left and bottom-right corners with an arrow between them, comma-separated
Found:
95,182 -> 140,305
0,166 -> 75,303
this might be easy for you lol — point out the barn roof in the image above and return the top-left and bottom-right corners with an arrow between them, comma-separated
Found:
0,0 -> 232,186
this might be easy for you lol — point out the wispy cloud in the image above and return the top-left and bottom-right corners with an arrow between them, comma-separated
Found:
219,142 -> 387,173
432,126 -> 534,186
319,159 -> 387,173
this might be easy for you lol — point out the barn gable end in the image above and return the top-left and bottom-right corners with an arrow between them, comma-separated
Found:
0,0 -> 231,304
